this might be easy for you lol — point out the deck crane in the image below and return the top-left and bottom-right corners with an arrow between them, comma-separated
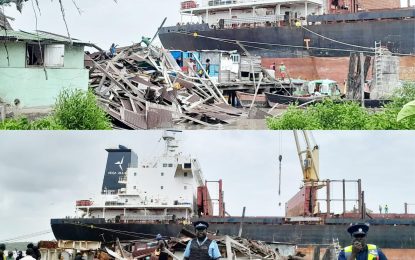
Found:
293,130 -> 320,184
285,131 -> 326,217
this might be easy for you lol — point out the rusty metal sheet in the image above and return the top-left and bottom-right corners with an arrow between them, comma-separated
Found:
120,98 -> 133,111
147,108 -> 173,129
122,109 -> 147,129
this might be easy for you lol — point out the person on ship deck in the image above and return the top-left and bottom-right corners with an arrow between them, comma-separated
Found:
338,223 -> 387,260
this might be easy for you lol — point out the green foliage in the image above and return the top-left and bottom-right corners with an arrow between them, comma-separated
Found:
0,89 -> 111,130
0,117 -> 32,130
397,100 -> 415,122
267,82 -> 415,130
53,89 -> 111,130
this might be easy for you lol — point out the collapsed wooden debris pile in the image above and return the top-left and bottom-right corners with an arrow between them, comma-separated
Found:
88,44 -> 243,129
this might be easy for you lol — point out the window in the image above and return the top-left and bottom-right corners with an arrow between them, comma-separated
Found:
168,163 -> 173,167
44,44 -> 65,67
161,172 -> 164,176
184,172 -> 188,177
184,163 -> 191,168
125,199 -> 128,202
161,186 -> 164,190
231,54 -> 240,63
133,186 -> 136,189
134,172 -> 137,176
26,44 -> 45,66
163,163 -> 168,167
26,43 -> 65,67
184,186 -> 187,190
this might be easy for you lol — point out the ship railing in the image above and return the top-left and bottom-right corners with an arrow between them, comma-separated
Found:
105,201 -> 125,206
201,0 -> 297,8
121,214 -> 174,221
118,176 -> 127,182
222,15 -> 284,28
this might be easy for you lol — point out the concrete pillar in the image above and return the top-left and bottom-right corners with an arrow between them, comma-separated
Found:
229,8 -> 232,19
305,0 -> 308,21
252,6 -> 255,17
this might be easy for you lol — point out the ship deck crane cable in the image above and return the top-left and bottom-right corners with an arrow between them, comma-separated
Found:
299,25 -> 374,50
174,31 -> 415,57
69,222 -> 163,240
0,229 -> 52,243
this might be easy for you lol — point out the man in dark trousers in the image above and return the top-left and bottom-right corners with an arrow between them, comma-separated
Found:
338,223 -> 387,260
205,59 -> 211,78
155,234 -> 169,260
183,221 -> 221,260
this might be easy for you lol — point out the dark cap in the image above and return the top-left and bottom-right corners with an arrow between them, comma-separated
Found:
347,223 -> 369,237
193,220 -> 209,230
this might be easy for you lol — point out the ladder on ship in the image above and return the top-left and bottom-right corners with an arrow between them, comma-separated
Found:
374,41 -> 384,96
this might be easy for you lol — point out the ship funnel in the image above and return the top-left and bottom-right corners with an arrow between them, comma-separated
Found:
101,145 -> 138,194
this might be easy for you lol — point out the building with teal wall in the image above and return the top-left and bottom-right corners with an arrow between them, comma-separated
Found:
0,30 -> 92,107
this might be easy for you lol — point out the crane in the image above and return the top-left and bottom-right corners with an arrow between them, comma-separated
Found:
283,131 -> 325,217
293,130 -> 320,183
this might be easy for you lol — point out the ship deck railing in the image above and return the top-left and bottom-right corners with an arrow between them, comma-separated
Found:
191,0 -> 323,10
222,15 -> 285,28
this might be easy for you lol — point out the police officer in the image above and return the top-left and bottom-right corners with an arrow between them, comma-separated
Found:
338,223 -> 387,260
183,221 -> 221,260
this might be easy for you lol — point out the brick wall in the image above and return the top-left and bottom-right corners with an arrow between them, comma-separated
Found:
359,0 -> 401,10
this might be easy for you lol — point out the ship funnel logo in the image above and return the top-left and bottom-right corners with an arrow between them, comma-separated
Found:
115,156 -> 124,172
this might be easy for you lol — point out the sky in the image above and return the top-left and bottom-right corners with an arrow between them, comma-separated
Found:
2,0 -> 415,50
0,130 -> 414,243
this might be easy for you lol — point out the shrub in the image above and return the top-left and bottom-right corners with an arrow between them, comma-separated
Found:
53,89 -> 111,130
267,82 -> 415,130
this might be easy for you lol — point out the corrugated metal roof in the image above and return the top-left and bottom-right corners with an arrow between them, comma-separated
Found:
0,30 -> 89,45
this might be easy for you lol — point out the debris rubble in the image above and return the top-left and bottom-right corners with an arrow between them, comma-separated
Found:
88,44 -> 244,129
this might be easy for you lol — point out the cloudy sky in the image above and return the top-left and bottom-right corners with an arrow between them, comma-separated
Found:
0,130 -> 414,243
3,0 -> 415,49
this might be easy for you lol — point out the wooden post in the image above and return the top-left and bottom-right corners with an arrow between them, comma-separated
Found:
238,206 -> 246,237
360,52 -> 365,107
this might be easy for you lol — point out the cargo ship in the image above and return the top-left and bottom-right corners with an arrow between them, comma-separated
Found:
51,131 -> 415,249
159,0 -> 415,58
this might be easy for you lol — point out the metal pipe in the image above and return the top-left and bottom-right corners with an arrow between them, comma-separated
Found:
361,191 -> 365,219
342,179 -> 346,215
326,179 -> 330,218
405,203 -> 408,214
358,179 -> 362,214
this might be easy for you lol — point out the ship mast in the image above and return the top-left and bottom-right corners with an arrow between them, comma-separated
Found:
162,130 -> 181,156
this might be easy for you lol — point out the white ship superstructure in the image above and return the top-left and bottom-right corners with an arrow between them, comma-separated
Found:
180,0 -> 325,27
75,131 -> 206,223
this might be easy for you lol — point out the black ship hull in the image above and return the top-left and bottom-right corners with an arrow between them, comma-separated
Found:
51,218 -> 415,248
159,9 -> 415,58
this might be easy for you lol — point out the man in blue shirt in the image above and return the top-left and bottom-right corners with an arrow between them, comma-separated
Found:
184,221 -> 221,260
338,223 -> 387,260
